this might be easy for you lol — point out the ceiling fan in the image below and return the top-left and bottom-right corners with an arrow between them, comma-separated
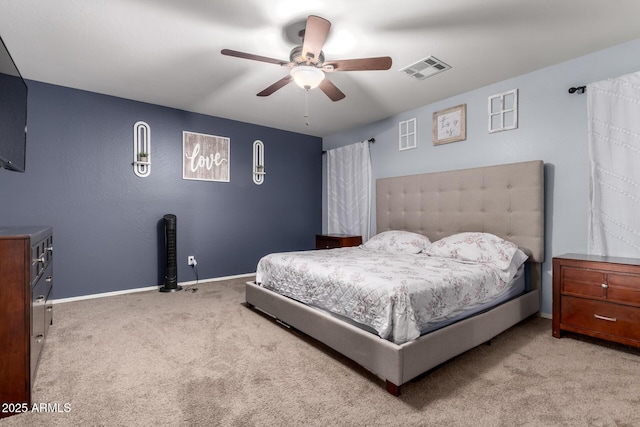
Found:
221,15 -> 392,102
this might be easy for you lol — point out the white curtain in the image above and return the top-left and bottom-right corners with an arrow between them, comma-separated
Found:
327,141 -> 372,241
587,71 -> 640,257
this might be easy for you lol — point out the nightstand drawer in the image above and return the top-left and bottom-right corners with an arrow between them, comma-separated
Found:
316,234 -> 362,249
560,267 -> 640,306
561,267 -> 606,298
561,296 -> 640,342
607,273 -> 640,307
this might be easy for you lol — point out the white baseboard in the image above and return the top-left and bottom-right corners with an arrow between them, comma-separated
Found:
52,276 -> 556,323
51,272 -> 256,305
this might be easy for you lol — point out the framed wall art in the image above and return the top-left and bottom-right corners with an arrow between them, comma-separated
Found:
488,89 -> 518,133
433,104 -> 466,145
182,131 -> 230,182
399,118 -> 417,151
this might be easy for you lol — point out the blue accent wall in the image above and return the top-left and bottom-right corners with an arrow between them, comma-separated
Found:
0,81 -> 322,299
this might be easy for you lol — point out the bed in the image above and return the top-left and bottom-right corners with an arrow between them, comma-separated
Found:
246,160 -> 544,395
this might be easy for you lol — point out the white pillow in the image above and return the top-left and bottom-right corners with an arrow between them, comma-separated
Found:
424,232 -> 527,271
506,248 -> 530,279
361,230 -> 432,254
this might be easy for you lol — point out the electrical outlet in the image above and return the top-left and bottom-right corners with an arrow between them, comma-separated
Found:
188,256 -> 197,266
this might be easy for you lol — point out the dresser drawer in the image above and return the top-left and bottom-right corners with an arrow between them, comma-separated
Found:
33,262 -> 53,307
45,289 -> 53,338
30,262 -> 52,381
30,234 -> 53,286
561,296 -> 640,342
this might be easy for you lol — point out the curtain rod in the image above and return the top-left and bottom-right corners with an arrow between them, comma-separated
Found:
568,86 -> 586,94
322,138 -> 375,154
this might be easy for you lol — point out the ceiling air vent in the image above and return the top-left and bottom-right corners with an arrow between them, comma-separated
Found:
400,56 -> 451,80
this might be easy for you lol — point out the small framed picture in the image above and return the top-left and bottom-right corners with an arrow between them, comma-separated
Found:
433,104 -> 466,145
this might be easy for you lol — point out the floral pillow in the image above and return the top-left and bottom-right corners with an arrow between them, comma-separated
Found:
424,232 -> 528,272
361,230 -> 432,254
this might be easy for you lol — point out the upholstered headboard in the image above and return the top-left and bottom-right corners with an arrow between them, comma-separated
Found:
376,160 -> 544,263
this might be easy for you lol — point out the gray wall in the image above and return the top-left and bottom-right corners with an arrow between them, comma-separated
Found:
0,81 -> 322,299
323,38 -> 640,317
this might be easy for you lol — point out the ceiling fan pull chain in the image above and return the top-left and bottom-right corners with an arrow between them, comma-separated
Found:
304,88 -> 310,126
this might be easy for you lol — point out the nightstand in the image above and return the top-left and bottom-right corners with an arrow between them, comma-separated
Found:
316,234 -> 362,249
552,253 -> 640,348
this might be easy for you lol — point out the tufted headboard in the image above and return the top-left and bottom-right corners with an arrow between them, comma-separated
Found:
376,160 -> 544,263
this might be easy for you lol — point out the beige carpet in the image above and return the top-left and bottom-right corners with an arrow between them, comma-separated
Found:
2,277 -> 640,426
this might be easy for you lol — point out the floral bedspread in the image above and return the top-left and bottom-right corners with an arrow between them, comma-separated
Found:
256,247 -> 517,344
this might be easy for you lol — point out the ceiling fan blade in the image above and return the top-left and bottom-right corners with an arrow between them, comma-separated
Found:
257,75 -> 293,97
301,15 -> 331,64
319,79 -> 345,102
324,56 -> 392,72
221,49 -> 289,66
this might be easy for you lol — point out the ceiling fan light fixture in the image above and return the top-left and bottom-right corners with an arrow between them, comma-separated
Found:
290,66 -> 325,90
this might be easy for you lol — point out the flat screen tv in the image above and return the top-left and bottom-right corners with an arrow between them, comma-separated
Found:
0,35 -> 27,172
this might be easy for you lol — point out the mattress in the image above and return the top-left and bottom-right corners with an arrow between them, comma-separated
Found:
256,246 -> 526,344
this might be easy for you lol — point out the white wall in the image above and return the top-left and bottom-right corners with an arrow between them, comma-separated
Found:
322,38 -> 640,316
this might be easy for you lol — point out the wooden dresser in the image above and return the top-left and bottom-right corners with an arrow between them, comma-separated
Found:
552,253 -> 640,348
316,234 -> 362,250
0,226 -> 53,418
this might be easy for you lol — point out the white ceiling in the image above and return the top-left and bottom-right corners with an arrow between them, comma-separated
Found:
1,0 -> 640,137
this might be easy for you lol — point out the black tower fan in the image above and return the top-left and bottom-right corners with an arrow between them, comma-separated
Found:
160,214 -> 182,292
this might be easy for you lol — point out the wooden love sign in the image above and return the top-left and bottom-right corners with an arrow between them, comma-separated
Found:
182,131 -> 230,182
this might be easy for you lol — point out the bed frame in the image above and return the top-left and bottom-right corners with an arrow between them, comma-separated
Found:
246,160 -> 544,395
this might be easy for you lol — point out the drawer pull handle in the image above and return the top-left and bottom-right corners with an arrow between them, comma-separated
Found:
46,276 -> 53,283
35,334 -> 44,344
36,295 -> 45,302
594,314 -> 617,322
601,283 -> 608,289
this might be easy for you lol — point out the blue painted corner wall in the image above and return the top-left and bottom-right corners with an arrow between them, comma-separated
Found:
0,81 -> 323,299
